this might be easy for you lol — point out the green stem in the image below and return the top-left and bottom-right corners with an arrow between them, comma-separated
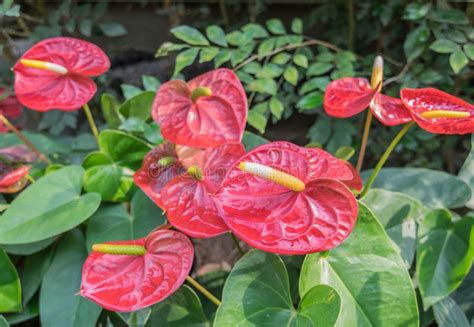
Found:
360,122 -> 415,198
185,276 -> 221,306
230,232 -> 245,256
83,103 -> 99,145
356,111 -> 373,172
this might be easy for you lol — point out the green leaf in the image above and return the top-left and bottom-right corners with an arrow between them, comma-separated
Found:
171,25 -> 209,46
283,65 -> 298,85
142,75 -> 161,91
266,18 -> 286,35
255,63 -> 283,79
100,94 -> 123,129
296,91 -> 323,110
271,52 -> 291,65
417,209 -> 474,309
86,190 -> 166,251
404,24 -> 430,62
334,146 -> 355,161
403,3 -> 431,20
247,78 -> 277,95
143,124 -> 162,144
451,268 -> 474,319
362,189 -> 425,268
291,18 -> 303,34
429,39 -> 459,53
1,237 -> 58,256
459,135 -> 474,209
293,54 -> 308,68
98,130 -> 151,169
433,297 -> 470,327
431,9 -> 469,25
145,285 -> 208,326
299,77 -> 330,95
174,48 -> 199,75
247,110 -> 267,134
199,47 -> 219,63
269,97 -> 284,120
206,25 -> 227,47
0,250 -> 20,312
155,42 -> 189,58
307,62 -> 333,76
3,297 -> 38,325
120,84 -> 142,100
463,43 -> 474,60
300,203 -> 419,326
226,31 -> 252,46
0,166 -> 100,244
21,248 -> 54,305
242,131 -> 269,151
99,22 -> 127,37
118,91 -> 155,121
449,49 -> 468,73
215,250 -> 341,326
361,168 -> 472,209
214,49 -> 231,68
119,117 -> 147,133
79,19 -> 92,37
40,230 -> 101,327
257,38 -> 275,56
0,315 -> 8,327
241,23 -> 269,38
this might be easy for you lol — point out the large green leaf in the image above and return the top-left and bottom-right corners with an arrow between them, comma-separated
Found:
0,249 -> 20,312
0,166 -> 100,244
145,285 -> 208,326
361,168 -> 471,209
100,93 -> 123,129
171,25 -> 209,46
241,131 -> 269,151
0,315 -> 8,327
214,250 -> 341,326
416,209 -> 473,309
3,296 -> 38,325
452,268 -> 474,319
433,297 -> 470,327
118,91 -> 155,121
300,203 -> 419,326
1,236 -> 57,256
20,248 -> 54,305
86,190 -> 165,250
459,135 -> 474,209
362,189 -> 425,268
40,230 -> 101,327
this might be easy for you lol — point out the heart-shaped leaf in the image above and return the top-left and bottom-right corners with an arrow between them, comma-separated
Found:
361,168 -> 471,209
362,189 -> 426,267
417,209 -> 474,309
433,297 -> 470,327
300,203 -> 419,326
214,250 -> 341,326
0,249 -> 20,312
40,230 -> 101,327
0,166 -> 100,244
459,135 -> 474,209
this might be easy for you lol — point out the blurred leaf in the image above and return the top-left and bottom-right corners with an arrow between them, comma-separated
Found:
334,146 -> 355,161
171,25 -> 209,46
266,19 -> 286,35
271,52 -> 291,65
299,77 -> 330,95
155,42 -> 189,58
247,78 -> 277,95
242,23 -> 269,38
99,22 -> 127,37
101,94 -> 122,129
174,48 -> 199,75
449,49 -> 468,73
296,91 -> 323,110
226,31 -> 252,46
256,63 -> 283,79
291,18 -> 303,34
242,131 -> 269,151
283,65 -> 298,85
143,124 -> 162,144
433,297 -> 470,327
258,38 -> 276,56
247,110 -> 267,134
121,84 -> 142,100
206,25 -> 227,47
463,43 -> 474,60
142,75 -> 160,91
79,19 -> 92,36
269,97 -> 284,120
429,39 -> 458,53
0,0 -> 20,17
118,91 -> 155,121
430,9 -> 469,25
0,249 -> 20,312
403,3 -> 431,21
458,135 -> 474,209
214,49 -> 231,68
119,117 -> 147,133
404,24 -> 430,62
21,248 -> 54,306
307,62 -> 333,76
199,47 -> 219,63
293,54 -> 308,68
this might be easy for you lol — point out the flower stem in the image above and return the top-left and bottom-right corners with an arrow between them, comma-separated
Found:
356,111 -> 373,172
26,174 -> 35,184
0,114 -> 51,164
230,232 -> 245,256
360,122 -> 415,198
185,276 -> 222,306
83,103 -> 99,145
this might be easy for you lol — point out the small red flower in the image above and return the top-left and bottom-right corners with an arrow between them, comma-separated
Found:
152,69 -> 247,148
0,88 -> 22,133
13,37 -> 110,111
401,88 -> 474,135
215,142 -> 358,255
80,229 -> 194,312
0,145 -> 36,193
324,57 -> 412,126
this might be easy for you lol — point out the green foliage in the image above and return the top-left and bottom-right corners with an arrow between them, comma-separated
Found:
0,249 -> 20,313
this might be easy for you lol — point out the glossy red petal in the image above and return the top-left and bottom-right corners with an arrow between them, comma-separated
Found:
341,161 -> 363,192
0,89 -> 22,133
324,78 -> 377,118
161,144 -> 245,238
152,69 -> 247,148
80,229 -> 194,312
217,179 -> 358,255
0,164 -> 30,194
133,143 -> 182,209
370,93 -> 412,126
14,37 -> 109,111
401,88 -> 474,134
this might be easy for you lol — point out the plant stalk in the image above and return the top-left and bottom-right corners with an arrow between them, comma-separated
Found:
360,122 -> 415,198
185,276 -> 222,306
83,103 -> 99,145
0,114 -> 51,164
230,232 -> 245,256
356,111 -> 373,172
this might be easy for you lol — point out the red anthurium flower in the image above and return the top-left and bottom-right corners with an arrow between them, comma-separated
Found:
152,68 -> 247,148
80,229 -> 194,312
161,143 -> 246,238
341,161 -> 363,192
400,88 -> 474,135
0,88 -> 22,133
0,145 -> 36,193
13,37 -> 110,111
324,56 -> 412,126
215,142 -> 358,255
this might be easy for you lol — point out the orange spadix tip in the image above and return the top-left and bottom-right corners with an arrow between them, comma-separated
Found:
371,56 -> 384,91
